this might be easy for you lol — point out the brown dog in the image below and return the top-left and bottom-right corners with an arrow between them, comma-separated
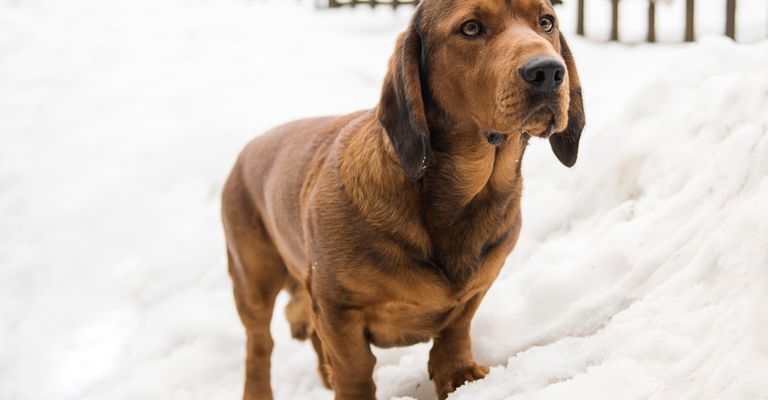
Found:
221,0 -> 585,398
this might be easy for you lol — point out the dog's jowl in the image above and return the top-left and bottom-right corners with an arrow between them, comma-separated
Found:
221,0 -> 585,399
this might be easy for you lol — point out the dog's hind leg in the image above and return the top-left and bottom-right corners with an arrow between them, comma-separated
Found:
284,275 -> 313,340
284,273 -> 332,388
224,199 -> 287,400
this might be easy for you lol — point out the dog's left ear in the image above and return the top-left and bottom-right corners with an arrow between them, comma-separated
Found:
377,15 -> 430,181
549,33 -> 586,167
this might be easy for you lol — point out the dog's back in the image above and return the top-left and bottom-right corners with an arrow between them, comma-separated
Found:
221,111 -> 374,398
222,111 -> 367,274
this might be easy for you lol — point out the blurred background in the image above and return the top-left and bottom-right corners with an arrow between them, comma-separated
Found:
1,0 -> 767,399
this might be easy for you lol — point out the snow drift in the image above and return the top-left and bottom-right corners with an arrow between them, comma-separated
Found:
1,1 -> 767,399
448,38 -> 768,400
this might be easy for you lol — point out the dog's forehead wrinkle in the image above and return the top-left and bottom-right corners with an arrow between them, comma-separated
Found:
420,0 -> 555,23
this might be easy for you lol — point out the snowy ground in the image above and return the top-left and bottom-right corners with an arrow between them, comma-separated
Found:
1,0 -> 768,399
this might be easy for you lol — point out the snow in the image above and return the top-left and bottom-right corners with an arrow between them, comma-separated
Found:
1,0 -> 767,399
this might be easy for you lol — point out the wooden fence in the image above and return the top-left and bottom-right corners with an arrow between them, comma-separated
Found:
323,0 -> 750,42
323,0 -> 559,10
326,0 -> 417,9
588,0 -> 739,42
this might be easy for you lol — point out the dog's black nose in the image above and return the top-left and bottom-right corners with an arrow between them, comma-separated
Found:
519,57 -> 565,92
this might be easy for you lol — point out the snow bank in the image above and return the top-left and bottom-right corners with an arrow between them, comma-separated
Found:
1,1 -> 767,399
453,37 -> 768,400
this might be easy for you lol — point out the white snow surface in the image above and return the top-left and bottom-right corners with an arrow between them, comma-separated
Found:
1,0 -> 768,399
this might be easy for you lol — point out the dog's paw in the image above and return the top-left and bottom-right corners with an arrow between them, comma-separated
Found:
285,293 -> 313,341
290,322 -> 311,340
432,363 -> 489,399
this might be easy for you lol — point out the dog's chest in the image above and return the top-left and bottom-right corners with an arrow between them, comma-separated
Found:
364,301 -> 454,348
362,270 -> 494,349
366,303 -> 452,348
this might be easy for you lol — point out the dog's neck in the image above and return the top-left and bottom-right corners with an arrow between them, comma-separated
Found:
338,112 -> 527,285
421,123 -> 528,284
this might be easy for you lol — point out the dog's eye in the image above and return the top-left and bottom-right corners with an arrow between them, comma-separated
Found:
460,20 -> 483,37
539,16 -> 555,33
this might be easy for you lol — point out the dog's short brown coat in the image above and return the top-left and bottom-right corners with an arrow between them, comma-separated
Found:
221,0 -> 585,398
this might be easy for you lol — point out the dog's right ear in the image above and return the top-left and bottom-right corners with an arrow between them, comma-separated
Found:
377,15 -> 430,182
549,32 -> 585,168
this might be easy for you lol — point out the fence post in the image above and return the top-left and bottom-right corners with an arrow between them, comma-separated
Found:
610,0 -> 620,41
725,0 -> 736,39
684,0 -> 695,41
577,0 -> 585,35
647,0 -> 656,42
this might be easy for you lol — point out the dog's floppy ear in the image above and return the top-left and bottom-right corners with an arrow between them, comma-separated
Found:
549,33 -> 586,167
377,15 -> 430,181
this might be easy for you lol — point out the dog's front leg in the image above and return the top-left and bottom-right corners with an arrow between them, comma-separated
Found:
314,306 -> 376,400
428,293 -> 490,400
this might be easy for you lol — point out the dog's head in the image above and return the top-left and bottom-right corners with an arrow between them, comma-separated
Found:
378,0 -> 585,181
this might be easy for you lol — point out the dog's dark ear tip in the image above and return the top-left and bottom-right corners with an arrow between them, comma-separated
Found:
549,133 -> 580,167
557,154 -> 578,168
400,138 -> 429,181
403,164 -> 425,181
406,171 -> 426,182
